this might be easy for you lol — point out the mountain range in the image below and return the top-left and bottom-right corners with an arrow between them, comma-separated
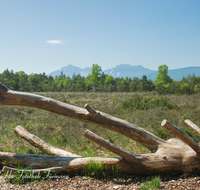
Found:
48,64 -> 200,81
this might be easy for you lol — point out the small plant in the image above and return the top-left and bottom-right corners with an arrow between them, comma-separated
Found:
110,164 -> 121,177
81,160 -> 107,178
112,95 -> 117,104
140,175 -> 161,190
81,160 -> 121,178
115,103 -> 119,109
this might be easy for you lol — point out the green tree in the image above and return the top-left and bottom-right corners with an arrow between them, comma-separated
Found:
98,72 -> 107,91
85,64 -> 102,93
47,75 -> 57,91
16,71 -> 28,91
167,80 -> 179,94
105,75 -> 114,84
156,64 -> 172,85
139,75 -> 149,92
28,74 -> 39,91
130,77 -> 140,92
105,75 -> 115,92
55,72 -> 67,90
155,64 -> 172,94
0,69 -> 17,90
63,77 -> 72,91
180,83 -> 191,94
194,84 -> 200,93
74,74 -> 85,92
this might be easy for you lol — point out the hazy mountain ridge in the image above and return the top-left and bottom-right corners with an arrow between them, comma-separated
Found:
48,64 -> 200,81
49,65 -> 91,78
104,64 -> 156,78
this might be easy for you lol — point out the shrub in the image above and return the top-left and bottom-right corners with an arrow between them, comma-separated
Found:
121,95 -> 174,110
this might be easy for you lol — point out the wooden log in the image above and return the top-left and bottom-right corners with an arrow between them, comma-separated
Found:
161,119 -> 200,156
0,152 -> 132,174
14,125 -> 81,157
84,129 -> 137,163
0,82 -> 165,152
185,120 -> 200,136
0,138 -> 200,175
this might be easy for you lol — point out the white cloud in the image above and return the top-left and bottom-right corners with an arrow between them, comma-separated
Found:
46,40 -> 63,44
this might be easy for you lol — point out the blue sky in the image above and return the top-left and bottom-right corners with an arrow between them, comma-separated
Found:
0,0 -> 199,74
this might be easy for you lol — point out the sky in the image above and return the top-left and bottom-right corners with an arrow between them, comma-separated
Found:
0,0 -> 199,75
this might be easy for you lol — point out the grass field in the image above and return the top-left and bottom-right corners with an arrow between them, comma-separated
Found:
0,91 -> 200,158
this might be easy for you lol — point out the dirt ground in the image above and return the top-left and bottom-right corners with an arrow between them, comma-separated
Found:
1,173 -> 200,189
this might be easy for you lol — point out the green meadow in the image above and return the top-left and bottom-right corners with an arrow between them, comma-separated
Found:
0,91 -> 200,158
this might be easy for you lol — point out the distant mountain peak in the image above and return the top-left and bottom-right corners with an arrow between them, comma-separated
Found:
48,64 -> 200,81
103,64 -> 155,78
48,64 -> 156,78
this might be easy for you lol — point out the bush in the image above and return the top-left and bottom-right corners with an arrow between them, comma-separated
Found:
121,95 -> 174,110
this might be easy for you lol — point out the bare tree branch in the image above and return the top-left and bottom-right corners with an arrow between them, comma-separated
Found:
14,125 -> 81,157
185,119 -> 200,136
161,119 -> 200,156
84,129 -> 137,163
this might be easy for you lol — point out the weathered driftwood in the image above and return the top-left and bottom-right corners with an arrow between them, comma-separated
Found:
14,125 -> 81,157
185,119 -> 200,136
84,129 -> 137,163
161,119 -> 200,156
1,136 -> 200,175
1,82 -> 200,175
0,152 -> 128,174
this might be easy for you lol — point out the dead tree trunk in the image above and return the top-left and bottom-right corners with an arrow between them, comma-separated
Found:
1,82 -> 200,175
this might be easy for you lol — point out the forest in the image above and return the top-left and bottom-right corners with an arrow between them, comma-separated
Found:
0,64 -> 200,94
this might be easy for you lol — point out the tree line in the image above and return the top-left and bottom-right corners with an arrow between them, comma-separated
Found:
0,64 -> 200,94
